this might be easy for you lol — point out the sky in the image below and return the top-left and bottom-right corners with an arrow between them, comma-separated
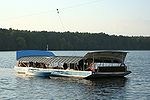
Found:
0,0 -> 150,36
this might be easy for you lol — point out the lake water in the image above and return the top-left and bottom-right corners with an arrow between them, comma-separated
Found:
0,51 -> 150,100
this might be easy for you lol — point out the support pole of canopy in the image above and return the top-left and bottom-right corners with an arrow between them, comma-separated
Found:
92,54 -> 95,69
83,59 -> 85,71
92,54 -> 94,63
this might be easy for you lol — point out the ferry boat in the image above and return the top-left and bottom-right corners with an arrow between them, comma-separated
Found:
14,50 -> 131,78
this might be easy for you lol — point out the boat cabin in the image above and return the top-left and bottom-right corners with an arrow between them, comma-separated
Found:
82,51 -> 128,72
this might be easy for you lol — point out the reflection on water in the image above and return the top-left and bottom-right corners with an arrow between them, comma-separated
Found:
13,75 -> 128,100
86,78 -> 127,99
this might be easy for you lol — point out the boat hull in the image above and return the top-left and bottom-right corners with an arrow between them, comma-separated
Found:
86,71 -> 131,79
14,66 -> 92,78
14,66 -> 51,77
49,69 -> 92,78
14,66 -> 131,78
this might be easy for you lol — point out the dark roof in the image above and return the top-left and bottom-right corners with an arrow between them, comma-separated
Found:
83,51 -> 127,63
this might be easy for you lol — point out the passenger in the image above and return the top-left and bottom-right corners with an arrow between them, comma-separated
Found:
78,65 -> 82,70
21,62 -> 27,67
39,63 -> 42,68
63,63 -> 68,70
33,62 -> 36,67
75,65 -> 81,70
86,63 -> 95,72
18,61 -> 21,67
43,63 -> 46,68
35,62 -> 39,67
29,62 -> 33,67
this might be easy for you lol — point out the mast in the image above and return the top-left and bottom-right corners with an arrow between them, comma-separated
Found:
46,44 -> 49,51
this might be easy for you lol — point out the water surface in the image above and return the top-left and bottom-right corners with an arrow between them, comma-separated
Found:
0,51 -> 150,100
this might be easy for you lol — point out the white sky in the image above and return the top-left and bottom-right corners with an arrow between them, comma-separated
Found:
0,0 -> 150,36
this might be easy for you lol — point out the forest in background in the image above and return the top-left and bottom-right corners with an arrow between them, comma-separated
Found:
0,28 -> 150,51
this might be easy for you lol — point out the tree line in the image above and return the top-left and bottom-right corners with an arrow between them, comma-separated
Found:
0,28 -> 150,51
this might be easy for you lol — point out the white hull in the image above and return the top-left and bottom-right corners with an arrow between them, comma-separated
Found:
14,66 -> 52,77
14,66 -> 92,78
49,69 -> 92,78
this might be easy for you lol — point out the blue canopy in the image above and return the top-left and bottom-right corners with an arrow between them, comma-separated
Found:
16,50 -> 55,60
